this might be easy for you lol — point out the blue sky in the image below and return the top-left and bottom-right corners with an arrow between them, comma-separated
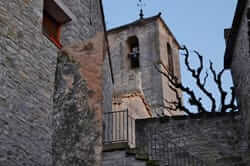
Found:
102,0 -> 237,112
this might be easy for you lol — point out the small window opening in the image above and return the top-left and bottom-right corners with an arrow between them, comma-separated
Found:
127,36 -> 140,69
43,11 -> 62,48
247,8 -> 250,54
43,0 -> 74,48
247,8 -> 250,20
167,43 -> 174,75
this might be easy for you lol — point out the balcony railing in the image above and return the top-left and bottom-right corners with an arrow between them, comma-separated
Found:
103,110 -> 135,147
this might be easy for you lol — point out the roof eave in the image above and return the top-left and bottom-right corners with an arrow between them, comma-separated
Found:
158,17 -> 181,49
107,13 -> 161,34
107,13 -> 181,49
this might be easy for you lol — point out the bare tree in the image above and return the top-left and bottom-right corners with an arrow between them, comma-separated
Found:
155,46 -> 238,116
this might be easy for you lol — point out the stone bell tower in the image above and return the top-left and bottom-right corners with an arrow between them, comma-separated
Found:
108,13 -> 183,117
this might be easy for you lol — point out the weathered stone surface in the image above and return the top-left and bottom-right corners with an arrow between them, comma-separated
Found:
0,1 -> 57,165
53,32 -> 106,166
103,54 -> 113,113
103,150 -> 147,166
157,19 -> 183,116
112,92 -> 152,119
0,0 -> 111,166
108,16 -> 183,117
229,0 -> 250,156
224,1 -> 250,164
60,0 -> 105,46
135,114 -> 247,166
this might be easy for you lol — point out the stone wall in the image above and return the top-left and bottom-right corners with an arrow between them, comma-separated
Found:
112,92 -> 151,119
108,21 -> 158,102
230,0 -> 250,152
53,32 -> 106,166
157,19 -> 183,116
103,55 -> 113,113
108,20 -> 160,116
135,114 -> 246,165
59,0 -> 113,114
60,0 -> 104,46
0,0 -> 112,165
108,18 -> 182,116
0,1 -> 57,165
103,150 -> 146,166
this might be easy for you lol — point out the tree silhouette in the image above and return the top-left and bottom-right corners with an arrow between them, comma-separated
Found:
155,46 -> 238,115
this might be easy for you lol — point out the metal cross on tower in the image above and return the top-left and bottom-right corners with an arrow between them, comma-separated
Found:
137,0 -> 146,19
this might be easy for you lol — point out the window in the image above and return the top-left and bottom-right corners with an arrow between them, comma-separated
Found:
127,36 -> 140,68
247,8 -> 250,54
167,43 -> 174,75
43,11 -> 62,48
43,0 -> 75,48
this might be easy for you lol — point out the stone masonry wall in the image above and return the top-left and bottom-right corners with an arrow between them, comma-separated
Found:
59,0 -> 113,114
136,114 -> 245,166
0,1 -> 57,165
108,20 -> 165,116
0,0 -> 111,165
108,18 -> 182,117
103,55 -> 113,114
230,0 -> 250,154
157,19 -> 183,116
60,0 -> 104,46
53,32 -> 106,166
103,150 -> 146,166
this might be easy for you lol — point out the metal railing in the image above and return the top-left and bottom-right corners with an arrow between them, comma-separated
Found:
103,110 -> 135,147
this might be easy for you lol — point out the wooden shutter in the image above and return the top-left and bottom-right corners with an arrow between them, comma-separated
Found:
43,12 -> 62,48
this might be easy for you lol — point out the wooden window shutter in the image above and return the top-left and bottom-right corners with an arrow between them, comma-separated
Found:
43,11 -> 62,48
42,0 -> 75,48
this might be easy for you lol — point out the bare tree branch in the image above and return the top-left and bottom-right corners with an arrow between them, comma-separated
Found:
156,45 -> 238,115
202,71 -> 209,87
181,46 -> 216,112
209,62 -> 237,112
155,63 -> 207,114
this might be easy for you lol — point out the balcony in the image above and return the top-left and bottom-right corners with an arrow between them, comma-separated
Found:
103,110 -> 135,151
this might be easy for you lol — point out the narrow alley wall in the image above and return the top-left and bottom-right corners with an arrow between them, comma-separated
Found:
0,0 -> 112,166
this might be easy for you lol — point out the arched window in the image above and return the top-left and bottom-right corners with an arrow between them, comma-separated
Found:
167,43 -> 174,75
127,36 -> 140,69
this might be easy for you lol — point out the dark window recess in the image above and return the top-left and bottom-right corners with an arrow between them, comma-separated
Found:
247,8 -> 250,54
247,8 -> 250,20
167,43 -> 174,75
43,11 -> 62,48
127,36 -> 140,68
43,0 -> 74,48
130,47 -> 140,68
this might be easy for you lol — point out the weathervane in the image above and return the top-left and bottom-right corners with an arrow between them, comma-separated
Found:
137,0 -> 146,19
